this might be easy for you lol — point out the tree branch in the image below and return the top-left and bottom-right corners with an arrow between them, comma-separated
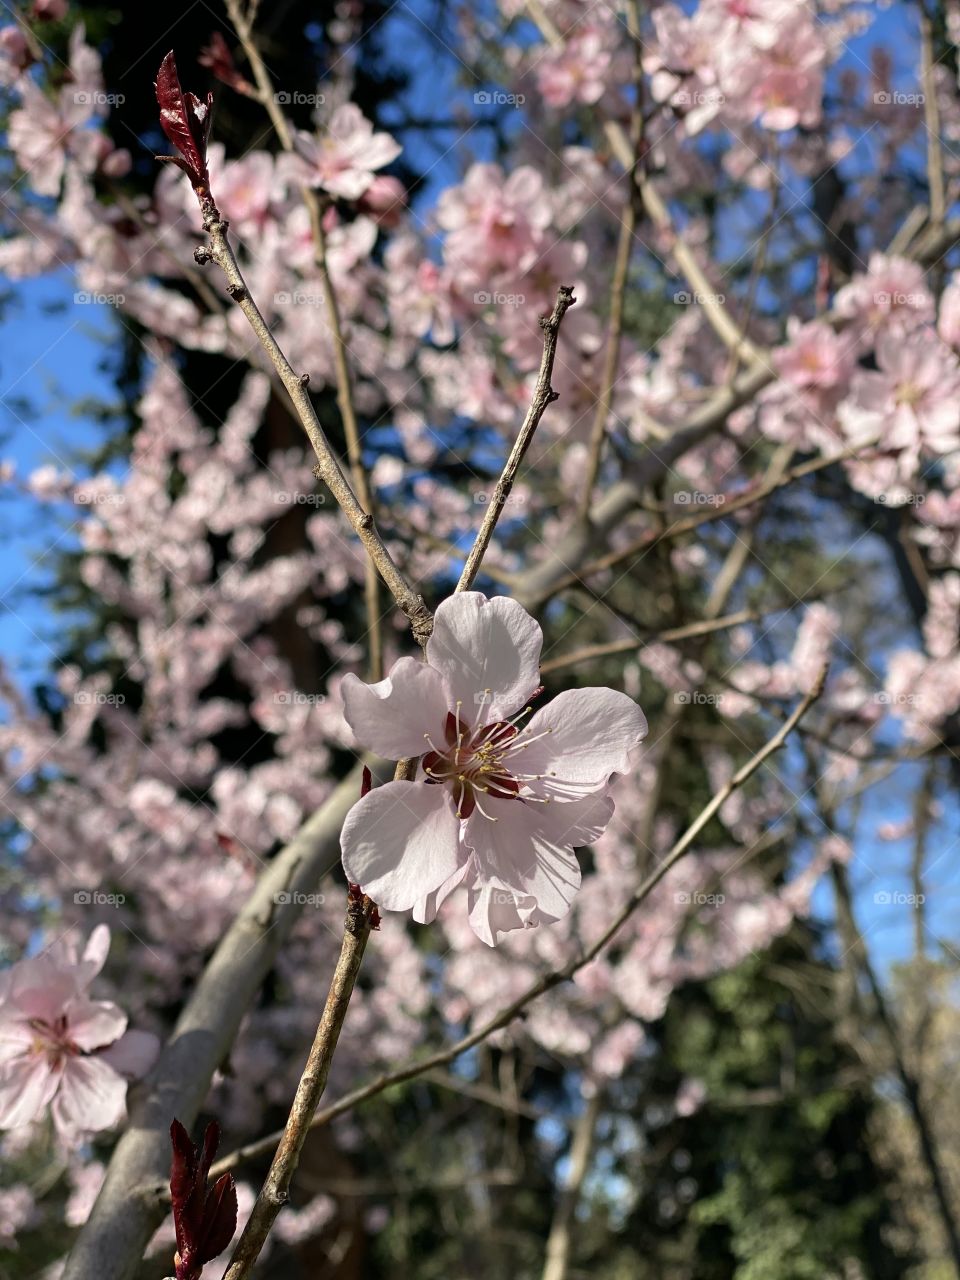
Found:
456,285 -> 576,593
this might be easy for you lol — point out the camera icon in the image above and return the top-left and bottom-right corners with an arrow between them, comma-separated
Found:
74,890 -> 92,904
674,291 -> 690,304
273,891 -> 292,905
474,91 -> 492,105
275,691 -> 292,703
874,890 -> 891,904
473,291 -> 491,305
74,91 -> 91,105
674,891 -> 690,904
274,291 -> 291,305
74,291 -> 91,305
674,491 -> 691,504
873,91 -> 891,105
274,91 -> 291,104
675,692 -> 691,704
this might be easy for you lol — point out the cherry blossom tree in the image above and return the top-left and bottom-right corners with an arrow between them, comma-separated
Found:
1,0 -> 959,1277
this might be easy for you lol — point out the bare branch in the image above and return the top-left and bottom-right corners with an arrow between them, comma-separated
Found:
221,894 -> 377,1280
456,285 -> 576,593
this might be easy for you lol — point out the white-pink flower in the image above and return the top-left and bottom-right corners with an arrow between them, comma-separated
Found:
340,593 -> 647,945
290,103 -> 401,201
838,329 -> 960,457
0,926 -> 159,1138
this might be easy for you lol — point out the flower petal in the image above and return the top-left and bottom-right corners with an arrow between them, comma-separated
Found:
462,792 -> 615,943
341,781 -> 464,912
65,999 -> 127,1052
521,688 -> 647,790
427,592 -> 542,724
99,1029 -> 160,1080
412,860 -> 469,924
342,657 -> 449,759
0,1054 -> 61,1128
52,1056 -> 127,1136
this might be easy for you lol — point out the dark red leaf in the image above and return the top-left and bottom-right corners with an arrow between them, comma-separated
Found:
168,1118 -> 237,1280
198,32 -> 255,97
155,51 -> 213,196
199,1173 -> 239,1261
360,764 -> 373,797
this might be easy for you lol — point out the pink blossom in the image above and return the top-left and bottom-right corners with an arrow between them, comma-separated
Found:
774,318 -> 855,391
702,0 -> 797,49
834,254 -> 935,339
724,17 -> 826,130
340,593 -> 647,945
0,26 -> 32,86
645,4 -> 726,134
838,329 -> 960,458
290,104 -> 401,201
537,28 -> 613,108
435,164 -> 552,284
0,926 -> 159,1138
7,27 -> 107,195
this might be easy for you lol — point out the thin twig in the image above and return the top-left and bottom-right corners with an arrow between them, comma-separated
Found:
920,5 -> 946,235
579,0 -> 644,519
220,894 -> 377,1280
544,446 -> 857,600
456,285 -> 576,592
209,672 -> 825,1182
541,1087 -> 603,1280
224,0 -> 385,677
539,607 -> 758,675
200,216 -> 434,646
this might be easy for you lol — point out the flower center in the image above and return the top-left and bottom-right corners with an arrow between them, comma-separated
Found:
28,1014 -> 80,1064
421,703 -> 556,821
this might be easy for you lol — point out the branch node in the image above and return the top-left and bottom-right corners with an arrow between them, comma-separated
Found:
193,245 -> 213,266
358,512 -> 374,531
226,282 -> 248,302
298,372 -> 310,387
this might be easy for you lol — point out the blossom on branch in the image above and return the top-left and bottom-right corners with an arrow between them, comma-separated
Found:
339,593 -> 647,945
0,926 -> 159,1138
289,103 -> 402,201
